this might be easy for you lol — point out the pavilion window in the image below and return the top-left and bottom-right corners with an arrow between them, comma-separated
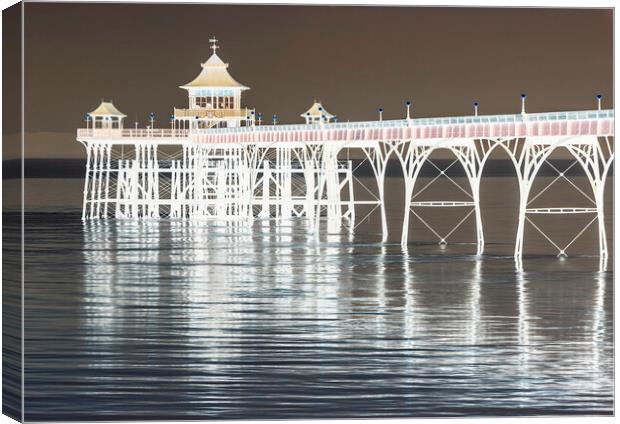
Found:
217,96 -> 233,109
195,97 -> 209,108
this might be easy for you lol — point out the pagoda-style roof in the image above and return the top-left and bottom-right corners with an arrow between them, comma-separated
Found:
301,101 -> 334,119
180,52 -> 249,91
89,101 -> 126,118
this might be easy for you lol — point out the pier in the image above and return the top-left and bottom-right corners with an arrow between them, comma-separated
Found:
77,40 -> 614,266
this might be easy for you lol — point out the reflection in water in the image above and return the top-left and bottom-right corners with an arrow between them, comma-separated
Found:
516,270 -> 531,403
22,214 -> 613,420
468,260 -> 482,347
591,271 -> 606,380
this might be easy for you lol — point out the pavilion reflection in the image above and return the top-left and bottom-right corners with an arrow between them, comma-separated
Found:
80,219 -> 351,375
81,219 -> 169,333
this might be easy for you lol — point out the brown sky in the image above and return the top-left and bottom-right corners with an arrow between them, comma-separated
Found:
8,3 -> 616,157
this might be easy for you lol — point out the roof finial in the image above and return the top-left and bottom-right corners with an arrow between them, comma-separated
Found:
209,36 -> 219,55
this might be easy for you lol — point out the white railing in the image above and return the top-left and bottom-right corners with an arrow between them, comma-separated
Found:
201,109 -> 615,134
76,109 -> 614,141
174,108 -> 255,119
77,128 -> 190,139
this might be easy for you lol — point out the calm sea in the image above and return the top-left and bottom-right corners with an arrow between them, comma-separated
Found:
4,176 -> 614,420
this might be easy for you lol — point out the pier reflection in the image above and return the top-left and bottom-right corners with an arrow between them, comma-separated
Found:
74,218 -> 613,418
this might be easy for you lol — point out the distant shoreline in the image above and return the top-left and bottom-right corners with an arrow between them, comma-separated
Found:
2,158 -> 612,179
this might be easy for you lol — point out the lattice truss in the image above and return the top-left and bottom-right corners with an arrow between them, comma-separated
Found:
82,142 -> 358,229
391,139 -> 484,254
248,145 -> 357,234
513,136 -> 613,261
382,135 -> 613,261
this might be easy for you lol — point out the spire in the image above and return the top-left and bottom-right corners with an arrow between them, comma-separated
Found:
209,36 -> 219,55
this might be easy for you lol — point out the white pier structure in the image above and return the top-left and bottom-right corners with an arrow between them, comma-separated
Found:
77,41 -> 614,264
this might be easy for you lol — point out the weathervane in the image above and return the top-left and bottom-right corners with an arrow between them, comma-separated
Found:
209,36 -> 219,54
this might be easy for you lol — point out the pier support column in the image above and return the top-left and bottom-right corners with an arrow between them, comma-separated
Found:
394,143 -> 434,248
276,148 -> 292,219
88,143 -> 100,219
472,180 -> 484,256
595,188 -> 608,260
453,145 -> 485,256
103,144 -> 112,218
324,146 -> 341,234
303,159 -> 316,226
362,142 -> 392,242
81,142 -> 92,220
259,160 -> 270,218
345,160 -> 355,230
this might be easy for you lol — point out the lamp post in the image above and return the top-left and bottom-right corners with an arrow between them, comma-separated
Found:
148,112 -> 155,134
520,94 -> 527,115
473,101 -> 479,117
147,112 -> 155,136
378,108 -> 383,121
405,101 -> 411,119
272,114 -> 278,125
596,94 -> 603,111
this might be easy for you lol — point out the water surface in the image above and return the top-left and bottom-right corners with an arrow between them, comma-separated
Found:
11,176 -> 614,420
